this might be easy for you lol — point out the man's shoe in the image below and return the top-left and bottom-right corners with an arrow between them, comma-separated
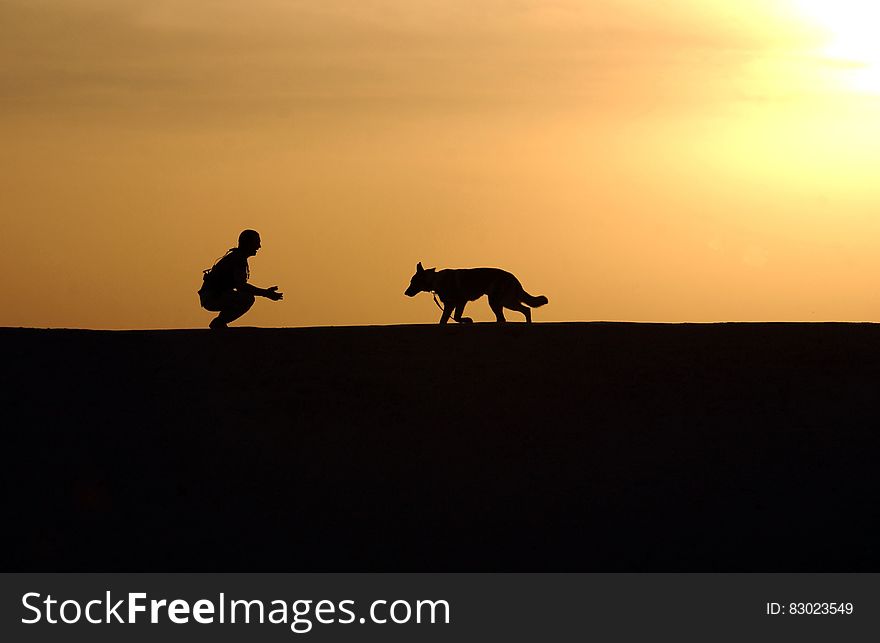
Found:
209,318 -> 228,330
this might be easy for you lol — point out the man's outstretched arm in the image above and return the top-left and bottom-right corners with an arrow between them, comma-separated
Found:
240,283 -> 283,300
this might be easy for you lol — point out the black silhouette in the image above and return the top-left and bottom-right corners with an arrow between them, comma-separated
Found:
198,229 -> 283,329
405,262 -> 548,323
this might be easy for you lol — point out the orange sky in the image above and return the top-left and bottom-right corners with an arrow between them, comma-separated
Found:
2,0 -> 880,328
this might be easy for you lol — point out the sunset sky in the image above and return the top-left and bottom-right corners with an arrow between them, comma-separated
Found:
3,0 -> 880,328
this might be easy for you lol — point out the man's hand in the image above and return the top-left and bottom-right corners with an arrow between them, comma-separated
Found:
264,286 -> 283,301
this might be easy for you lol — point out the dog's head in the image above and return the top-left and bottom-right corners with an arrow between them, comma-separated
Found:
404,262 -> 434,297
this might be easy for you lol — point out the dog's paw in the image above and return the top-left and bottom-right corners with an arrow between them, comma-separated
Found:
460,317 -> 473,323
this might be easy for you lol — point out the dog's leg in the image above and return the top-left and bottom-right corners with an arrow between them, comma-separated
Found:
453,302 -> 473,323
439,304 -> 452,324
489,298 -> 506,323
509,302 -> 531,323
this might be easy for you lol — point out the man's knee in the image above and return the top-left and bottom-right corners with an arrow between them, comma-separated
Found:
215,291 -> 256,324
229,291 -> 255,317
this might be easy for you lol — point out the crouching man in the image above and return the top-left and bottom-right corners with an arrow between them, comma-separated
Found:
198,229 -> 283,329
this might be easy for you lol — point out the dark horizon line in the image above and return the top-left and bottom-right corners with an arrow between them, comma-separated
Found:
1,320 -> 878,332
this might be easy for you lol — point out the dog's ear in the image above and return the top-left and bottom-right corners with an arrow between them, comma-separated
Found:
417,262 -> 424,273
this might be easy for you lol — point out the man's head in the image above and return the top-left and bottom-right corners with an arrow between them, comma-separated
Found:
238,229 -> 261,256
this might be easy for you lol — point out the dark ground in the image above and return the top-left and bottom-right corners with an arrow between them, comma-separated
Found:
3,323 -> 879,571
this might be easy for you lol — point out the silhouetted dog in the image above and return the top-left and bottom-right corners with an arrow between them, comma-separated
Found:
405,262 -> 548,323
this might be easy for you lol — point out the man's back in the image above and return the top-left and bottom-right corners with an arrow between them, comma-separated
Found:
201,249 -> 248,294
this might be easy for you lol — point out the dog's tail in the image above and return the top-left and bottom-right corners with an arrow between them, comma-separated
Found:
522,291 -> 549,308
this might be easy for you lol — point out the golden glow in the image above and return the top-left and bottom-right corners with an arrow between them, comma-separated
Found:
794,0 -> 880,93
3,1 -> 880,328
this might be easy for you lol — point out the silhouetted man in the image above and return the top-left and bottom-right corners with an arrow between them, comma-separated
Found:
198,229 -> 283,329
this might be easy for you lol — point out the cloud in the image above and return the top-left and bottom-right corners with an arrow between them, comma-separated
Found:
0,0 -> 806,125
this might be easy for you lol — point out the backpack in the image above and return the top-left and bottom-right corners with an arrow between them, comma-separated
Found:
199,249 -> 239,294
